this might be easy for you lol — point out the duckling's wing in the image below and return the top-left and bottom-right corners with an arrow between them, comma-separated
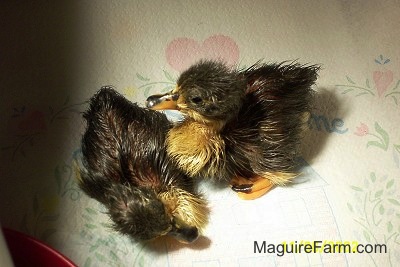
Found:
79,87 -> 172,202
227,63 -> 319,175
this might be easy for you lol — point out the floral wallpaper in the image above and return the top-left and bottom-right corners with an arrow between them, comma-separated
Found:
1,1 -> 399,266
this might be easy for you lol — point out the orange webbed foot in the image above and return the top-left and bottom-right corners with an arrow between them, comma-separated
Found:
230,176 -> 274,200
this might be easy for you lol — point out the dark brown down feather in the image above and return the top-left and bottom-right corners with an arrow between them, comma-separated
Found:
78,87 -> 208,242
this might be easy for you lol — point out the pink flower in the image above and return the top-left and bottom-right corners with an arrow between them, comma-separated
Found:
354,123 -> 369,136
8,108 -> 48,136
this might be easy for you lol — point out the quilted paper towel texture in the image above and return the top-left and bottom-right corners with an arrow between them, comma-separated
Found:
1,1 -> 399,266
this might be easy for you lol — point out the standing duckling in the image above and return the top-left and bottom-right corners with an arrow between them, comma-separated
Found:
77,87 -> 208,243
146,60 -> 319,200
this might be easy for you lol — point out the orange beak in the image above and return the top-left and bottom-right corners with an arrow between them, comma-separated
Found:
146,91 -> 180,110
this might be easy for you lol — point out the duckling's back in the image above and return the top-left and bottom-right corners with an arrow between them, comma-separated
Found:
78,87 -> 193,203
77,87 -> 209,242
223,62 -> 319,178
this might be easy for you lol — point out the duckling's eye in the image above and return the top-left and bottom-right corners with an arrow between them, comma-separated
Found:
191,97 -> 203,104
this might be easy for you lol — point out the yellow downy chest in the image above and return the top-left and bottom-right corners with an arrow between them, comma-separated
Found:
166,121 -> 225,177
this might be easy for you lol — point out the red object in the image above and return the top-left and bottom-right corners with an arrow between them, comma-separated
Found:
2,227 -> 77,267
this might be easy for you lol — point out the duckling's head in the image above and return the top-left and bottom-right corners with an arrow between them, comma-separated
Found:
105,183 -> 207,244
147,60 -> 245,124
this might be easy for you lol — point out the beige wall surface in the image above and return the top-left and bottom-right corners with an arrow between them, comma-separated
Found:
1,1 -> 399,266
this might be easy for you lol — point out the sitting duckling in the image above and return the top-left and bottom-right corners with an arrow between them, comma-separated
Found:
77,87 -> 208,243
146,60 -> 319,200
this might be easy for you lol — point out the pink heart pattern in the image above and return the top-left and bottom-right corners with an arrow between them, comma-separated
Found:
166,34 -> 240,72
373,70 -> 393,97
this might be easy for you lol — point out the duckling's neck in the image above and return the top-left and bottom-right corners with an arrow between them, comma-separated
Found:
167,118 -> 225,177
183,110 -> 226,132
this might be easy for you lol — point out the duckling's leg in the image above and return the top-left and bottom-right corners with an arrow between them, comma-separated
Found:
230,176 -> 274,200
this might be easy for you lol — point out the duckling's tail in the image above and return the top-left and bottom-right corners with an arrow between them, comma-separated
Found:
243,61 -> 320,96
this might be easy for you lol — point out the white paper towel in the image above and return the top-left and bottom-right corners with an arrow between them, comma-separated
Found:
1,1 -> 399,266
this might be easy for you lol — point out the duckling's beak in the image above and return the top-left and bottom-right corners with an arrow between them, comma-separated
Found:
167,218 -> 199,243
146,91 -> 179,110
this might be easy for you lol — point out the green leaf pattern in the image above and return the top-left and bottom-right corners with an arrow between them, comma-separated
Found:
348,172 -> 399,266
136,70 -> 176,97
357,122 -> 400,167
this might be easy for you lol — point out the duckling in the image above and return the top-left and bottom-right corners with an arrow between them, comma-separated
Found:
77,87 -> 208,243
146,60 -> 319,200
